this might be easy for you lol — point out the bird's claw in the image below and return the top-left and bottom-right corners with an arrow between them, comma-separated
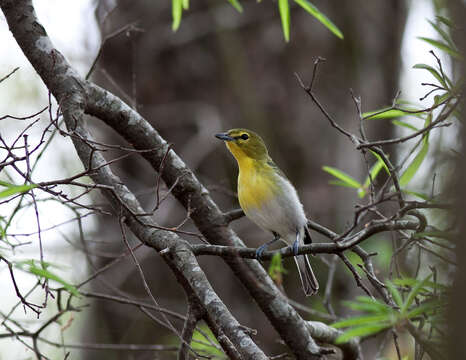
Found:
292,239 -> 299,256
255,244 -> 268,260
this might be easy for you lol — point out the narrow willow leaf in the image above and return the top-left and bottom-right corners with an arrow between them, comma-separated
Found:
363,109 -> 408,120
369,150 -> 390,174
413,63 -> 447,88
335,323 -> 390,343
406,300 -> 442,319
343,297 -> 391,313
436,16 -> 453,28
268,252 -> 287,282
191,325 -> 224,356
15,260 -> 80,297
293,0 -> 343,39
363,158 -> 386,189
400,113 -> 431,186
172,0 -> 183,31
417,37 -> 463,60
278,0 -> 290,42
182,0 -> 189,10
428,20 -> 455,48
402,275 -> 433,313
322,166 -> 361,189
227,0 -> 243,12
386,281 -> 403,308
332,314 -> 390,329
359,157 -> 386,198
434,92 -> 452,105
400,142 -> 429,186
392,120 -> 419,132
0,183 -> 36,199
329,180 -> 359,188
357,187 -> 366,199
394,277 -> 447,290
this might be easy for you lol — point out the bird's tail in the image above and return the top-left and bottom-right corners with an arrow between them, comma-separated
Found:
294,255 -> 319,296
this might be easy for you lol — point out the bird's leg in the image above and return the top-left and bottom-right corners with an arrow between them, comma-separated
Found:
292,229 -> 300,256
255,232 -> 280,260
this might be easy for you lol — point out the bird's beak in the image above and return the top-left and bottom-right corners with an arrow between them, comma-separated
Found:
215,132 -> 234,141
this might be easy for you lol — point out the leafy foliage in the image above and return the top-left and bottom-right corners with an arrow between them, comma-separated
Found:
332,276 -> 445,343
190,324 -> 224,358
0,180 -> 36,199
268,252 -> 287,287
170,0 -> 343,42
14,259 -> 80,297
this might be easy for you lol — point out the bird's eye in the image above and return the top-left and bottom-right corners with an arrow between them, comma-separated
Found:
240,133 -> 249,140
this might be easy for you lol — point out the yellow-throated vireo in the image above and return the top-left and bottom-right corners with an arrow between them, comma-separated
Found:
215,128 -> 318,296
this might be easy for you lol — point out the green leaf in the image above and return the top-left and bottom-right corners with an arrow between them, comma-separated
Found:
293,0 -> 343,39
386,281 -> 403,308
343,296 -> 391,313
392,120 -> 419,132
227,0 -> 243,12
369,150 -> 390,174
332,314 -> 390,329
413,63 -> 447,88
172,0 -> 183,31
406,300 -> 442,319
329,180 -> 358,188
400,113 -> 431,187
182,0 -> 189,10
417,37 -> 463,60
335,323 -> 390,343
357,188 -> 365,199
15,260 -> 79,297
322,166 -> 361,189
436,16 -> 453,28
402,275 -> 433,313
0,183 -> 36,199
0,180 -> 13,187
278,0 -> 290,42
359,152 -> 391,198
362,158 -> 386,190
400,142 -> 429,186
428,20 -> 455,49
268,252 -> 287,281
363,109 -> 410,120
191,324 -> 223,356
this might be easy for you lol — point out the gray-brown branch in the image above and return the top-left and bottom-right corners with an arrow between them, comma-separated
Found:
0,0 -> 350,358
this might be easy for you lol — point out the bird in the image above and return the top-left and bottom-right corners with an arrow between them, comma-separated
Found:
215,128 -> 318,296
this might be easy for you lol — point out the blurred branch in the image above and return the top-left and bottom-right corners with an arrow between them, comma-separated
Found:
306,321 -> 362,360
0,66 -> 19,83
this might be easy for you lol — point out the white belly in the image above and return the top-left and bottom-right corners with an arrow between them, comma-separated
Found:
243,175 -> 307,243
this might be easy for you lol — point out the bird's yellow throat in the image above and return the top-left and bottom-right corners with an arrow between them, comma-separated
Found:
226,142 -> 279,211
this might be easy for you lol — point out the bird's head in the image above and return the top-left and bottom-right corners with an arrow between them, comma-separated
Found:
215,128 -> 268,161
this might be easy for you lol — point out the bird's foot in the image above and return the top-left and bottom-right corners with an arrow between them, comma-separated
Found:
292,239 -> 299,256
255,244 -> 269,260
255,233 -> 281,260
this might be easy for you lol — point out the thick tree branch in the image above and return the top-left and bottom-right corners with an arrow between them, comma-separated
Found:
306,321 -> 362,360
190,219 -> 420,259
0,1 -> 344,358
0,1 -> 268,358
84,54 -> 328,359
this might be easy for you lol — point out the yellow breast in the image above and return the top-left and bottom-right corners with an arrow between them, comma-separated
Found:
237,157 -> 278,212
